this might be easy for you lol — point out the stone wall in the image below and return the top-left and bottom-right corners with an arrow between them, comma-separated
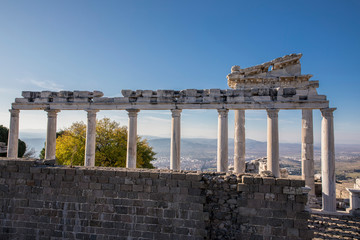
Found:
202,174 -> 312,239
0,159 -> 312,239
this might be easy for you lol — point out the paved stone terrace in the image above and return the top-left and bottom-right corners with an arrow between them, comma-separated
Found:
309,212 -> 360,239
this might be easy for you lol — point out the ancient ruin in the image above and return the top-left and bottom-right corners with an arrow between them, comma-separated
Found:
7,53 -> 336,214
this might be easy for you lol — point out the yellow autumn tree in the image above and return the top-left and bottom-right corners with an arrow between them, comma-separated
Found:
55,118 -> 155,168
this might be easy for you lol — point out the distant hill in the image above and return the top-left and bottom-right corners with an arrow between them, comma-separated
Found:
21,135 -> 360,162
147,137 -> 308,158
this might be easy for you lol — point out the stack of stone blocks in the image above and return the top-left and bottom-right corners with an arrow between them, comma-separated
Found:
0,159 -> 312,239
15,87 -> 326,105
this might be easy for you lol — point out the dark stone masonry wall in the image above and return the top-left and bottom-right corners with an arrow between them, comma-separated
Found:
0,159 -> 312,239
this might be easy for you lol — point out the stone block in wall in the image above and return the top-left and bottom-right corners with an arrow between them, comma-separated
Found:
307,95 -> 327,100
0,160 -> 311,240
34,98 -> 49,103
253,96 -> 271,102
73,98 -> 91,103
113,97 -> 129,103
40,91 -> 52,98
51,97 -> 68,103
157,90 -> 174,97
73,91 -> 91,98
141,90 -> 154,97
15,98 -> 29,103
22,91 -> 41,99
93,97 -> 113,103
58,91 -> 74,97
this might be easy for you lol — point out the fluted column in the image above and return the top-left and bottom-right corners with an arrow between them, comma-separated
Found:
7,109 -> 20,158
45,110 -> 60,160
170,109 -> 182,170
217,109 -> 229,172
234,110 -> 245,173
126,109 -> 140,168
301,109 -> 315,195
84,110 -> 99,167
321,108 -> 336,212
267,109 -> 280,178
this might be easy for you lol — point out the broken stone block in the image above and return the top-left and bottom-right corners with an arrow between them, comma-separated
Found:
93,91 -> 104,97
21,91 -> 31,98
142,90 -> 153,97
74,91 -> 90,98
52,98 -> 67,103
40,91 -> 52,98
34,98 -> 50,103
157,90 -> 174,97
15,98 -> 29,103
184,89 -> 197,97
121,90 -> 133,97
135,90 -> 143,97
59,91 -> 73,97
207,89 -> 221,97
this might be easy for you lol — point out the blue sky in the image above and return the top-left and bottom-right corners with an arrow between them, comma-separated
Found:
0,0 -> 359,144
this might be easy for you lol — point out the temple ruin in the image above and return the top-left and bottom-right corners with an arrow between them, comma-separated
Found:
7,53 -> 337,212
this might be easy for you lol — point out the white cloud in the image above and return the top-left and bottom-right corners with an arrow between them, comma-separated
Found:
20,79 -> 63,91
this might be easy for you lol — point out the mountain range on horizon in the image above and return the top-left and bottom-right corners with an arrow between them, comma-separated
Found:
20,135 -> 360,160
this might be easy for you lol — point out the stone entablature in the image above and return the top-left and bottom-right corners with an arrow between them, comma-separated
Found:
227,53 -> 316,89
14,86 -> 328,110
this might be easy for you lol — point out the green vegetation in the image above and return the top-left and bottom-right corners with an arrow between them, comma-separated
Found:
40,118 -> 155,168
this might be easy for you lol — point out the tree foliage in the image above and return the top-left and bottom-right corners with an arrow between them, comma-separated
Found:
54,118 -> 155,168
0,125 -> 26,158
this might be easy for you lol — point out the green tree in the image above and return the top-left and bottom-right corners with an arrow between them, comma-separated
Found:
49,118 -> 155,168
0,125 -> 26,158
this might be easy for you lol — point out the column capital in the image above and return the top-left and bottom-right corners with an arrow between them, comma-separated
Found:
45,109 -> 61,117
217,108 -> 229,117
171,109 -> 182,117
266,108 -> 279,118
320,108 -> 336,118
9,109 -> 20,117
86,109 -> 99,117
126,109 -> 140,117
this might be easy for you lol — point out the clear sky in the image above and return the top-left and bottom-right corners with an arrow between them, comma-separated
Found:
0,0 -> 359,144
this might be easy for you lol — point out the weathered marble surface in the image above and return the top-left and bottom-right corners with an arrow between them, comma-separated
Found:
13,86 -> 328,110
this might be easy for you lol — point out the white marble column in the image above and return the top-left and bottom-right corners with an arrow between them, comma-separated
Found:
217,109 -> 229,172
170,109 -> 182,170
84,110 -> 98,167
321,108 -> 336,212
234,109 -> 245,173
7,109 -> 20,158
301,109 -> 315,195
267,109 -> 280,178
45,110 -> 60,160
126,109 -> 140,169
